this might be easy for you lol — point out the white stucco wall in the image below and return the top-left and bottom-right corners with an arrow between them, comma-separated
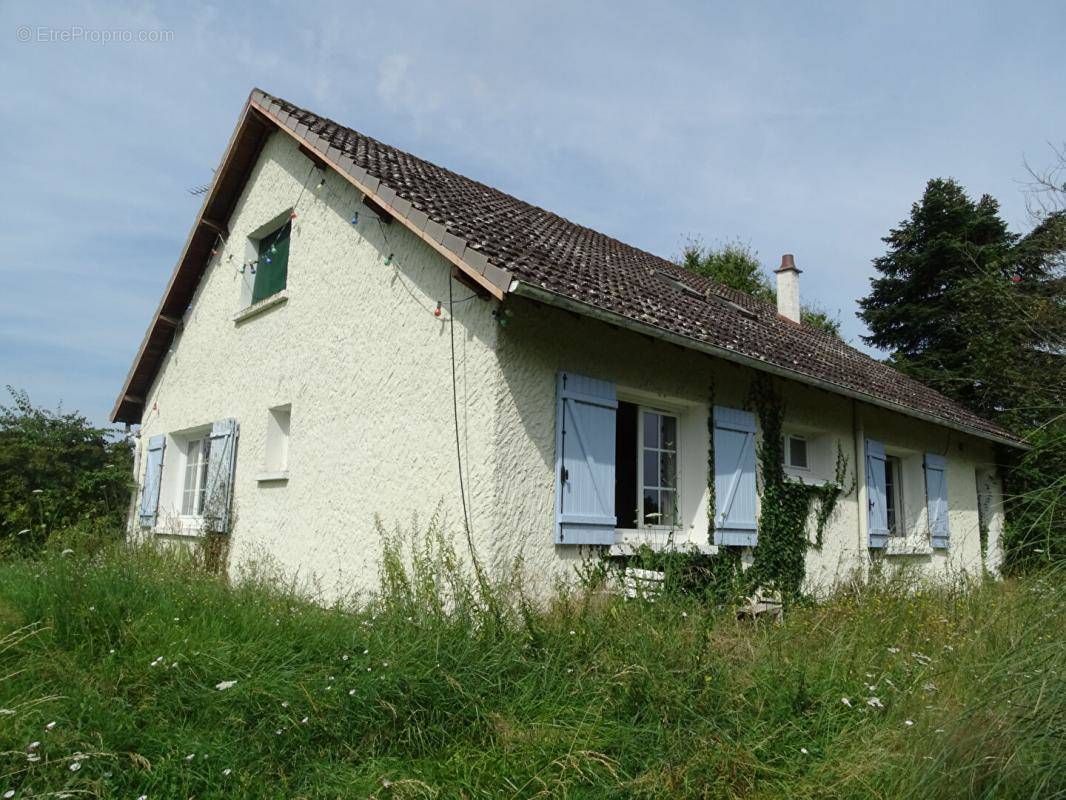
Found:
132,130 -> 1006,601
491,298 -> 1005,593
135,131 -> 506,601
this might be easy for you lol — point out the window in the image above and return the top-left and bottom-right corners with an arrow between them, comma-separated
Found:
613,402 -> 679,529
181,436 -> 211,516
263,404 -> 291,474
785,434 -> 809,470
252,221 -> 291,304
884,455 -> 904,535
642,410 -> 678,527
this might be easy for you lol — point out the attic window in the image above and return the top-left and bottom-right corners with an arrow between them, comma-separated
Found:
252,221 -> 291,304
654,270 -> 704,300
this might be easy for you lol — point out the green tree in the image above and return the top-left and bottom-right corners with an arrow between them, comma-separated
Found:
679,239 -> 842,337
0,388 -> 132,556
858,178 -> 1065,571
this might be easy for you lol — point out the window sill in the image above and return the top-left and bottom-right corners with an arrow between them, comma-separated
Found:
256,470 -> 289,483
785,473 -> 838,488
233,290 -> 289,325
884,542 -> 934,556
610,528 -> 718,556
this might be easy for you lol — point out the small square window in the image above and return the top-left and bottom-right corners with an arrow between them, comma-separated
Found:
252,221 -> 291,304
785,435 -> 809,470
264,404 -> 291,473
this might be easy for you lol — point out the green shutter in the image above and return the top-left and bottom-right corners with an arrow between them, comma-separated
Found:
252,221 -> 291,303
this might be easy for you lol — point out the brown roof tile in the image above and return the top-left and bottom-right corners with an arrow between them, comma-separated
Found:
111,88 -> 1022,446
254,92 -> 1019,445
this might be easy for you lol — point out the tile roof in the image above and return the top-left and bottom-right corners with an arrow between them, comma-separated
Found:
112,88 -> 1023,447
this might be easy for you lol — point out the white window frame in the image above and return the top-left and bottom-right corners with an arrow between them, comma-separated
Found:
784,434 -> 810,471
884,454 -> 905,537
637,406 -> 680,530
180,435 -> 212,518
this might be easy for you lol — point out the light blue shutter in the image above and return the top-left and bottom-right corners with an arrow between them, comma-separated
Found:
139,434 -> 166,528
203,419 -> 239,533
924,453 -> 949,548
865,438 -> 889,548
555,372 -> 617,545
713,406 -> 758,546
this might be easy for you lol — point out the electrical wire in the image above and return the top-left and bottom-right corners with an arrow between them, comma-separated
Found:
448,276 -> 472,537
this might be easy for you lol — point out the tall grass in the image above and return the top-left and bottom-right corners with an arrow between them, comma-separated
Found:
0,529 -> 1062,799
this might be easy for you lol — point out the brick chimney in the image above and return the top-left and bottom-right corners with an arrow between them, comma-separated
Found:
774,254 -> 802,323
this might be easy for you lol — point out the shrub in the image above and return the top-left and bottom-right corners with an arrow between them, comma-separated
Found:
0,388 -> 131,557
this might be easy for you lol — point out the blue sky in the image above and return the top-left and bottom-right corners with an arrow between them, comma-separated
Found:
2,1 -> 1063,425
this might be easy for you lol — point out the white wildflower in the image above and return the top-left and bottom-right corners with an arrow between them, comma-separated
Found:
866,697 -> 884,709
342,655 -> 349,662
569,630 -> 576,636
275,728 -> 283,736
281,701 -> 289,708
215,680 -> 237,691
45,721 -> 56,731
222,768 -> 232,777
382,662 -> 388,668
69,762 -> 81,772
137,795 -> 148,800
17,529 -> 30,536
4,790 -> 14,798
800,747 -> 809,755
61,549 -> 74,556
301,716 -> 309,724
841,697 -> 852,707
27,754 -> 40,762
887,646 -> 900,653
681,612 -> 688,618
348,689 -> 356,696
904,719 -> 914,726
109,649 -> 115,654
184,753 -> 195,762
935,728 -> 945,734
27,741 -> 40,751
363,649 -> 369,655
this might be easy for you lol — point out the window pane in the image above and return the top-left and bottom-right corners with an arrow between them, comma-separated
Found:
789,436 -> 808,468
659,489 -> 676,527
643,489 -> 660,525
643,450 -> 658,488
196,440 -> 212,515
252,221 -> 291,303
660,415 -> 677,450
642,411 -> 659,448
659,450 -> 676,488
182,440 -> 201,515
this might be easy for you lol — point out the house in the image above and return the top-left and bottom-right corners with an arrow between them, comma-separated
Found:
113,89 -> 1023,599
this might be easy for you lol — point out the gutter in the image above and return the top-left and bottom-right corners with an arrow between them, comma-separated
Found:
509,281 -> 1028,451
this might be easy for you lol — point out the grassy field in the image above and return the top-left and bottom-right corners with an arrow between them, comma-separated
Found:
0,534 -> 1062,799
